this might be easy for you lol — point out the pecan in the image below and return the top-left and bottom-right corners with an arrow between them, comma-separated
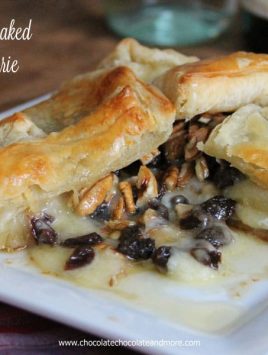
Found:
185,126 -> 209,161
138,208 -> 159,226
119,181 -> 136,214
164,131 -> 186,162
184,137 -> 200,161
164,166 -> 179,191
208,113 -> 226,128
112,196 -> 125,220
140,149 -> 160,165
76,174 -> 113,216
195,156 -> 209,181
105,220 -> 136,232
136,166 -> 158,207
177,162 -> 194,188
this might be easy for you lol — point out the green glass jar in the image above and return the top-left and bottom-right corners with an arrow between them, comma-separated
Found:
102,0 -> 237,46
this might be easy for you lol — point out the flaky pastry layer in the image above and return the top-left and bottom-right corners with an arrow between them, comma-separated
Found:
202,104 -> 268,189
98,38 -> 198,82
154,52 -> 268,119
0,66 -> 175,209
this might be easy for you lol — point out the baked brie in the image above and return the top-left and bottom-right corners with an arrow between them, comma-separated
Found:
2,39 -> 268,284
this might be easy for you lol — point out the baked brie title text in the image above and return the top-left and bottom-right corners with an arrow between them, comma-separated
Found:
0,19 -> 32,73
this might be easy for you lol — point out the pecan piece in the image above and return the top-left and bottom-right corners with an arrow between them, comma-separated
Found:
119,181 -> 136,214
76,174 -> 113,216
195,156 -> 209,181
177,162 -> 194,188
112,196 -> 125,220
136,166 -> 158,207
164,166 -> 179,191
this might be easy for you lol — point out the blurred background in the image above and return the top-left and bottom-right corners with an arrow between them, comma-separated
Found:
0,0 -> 267,111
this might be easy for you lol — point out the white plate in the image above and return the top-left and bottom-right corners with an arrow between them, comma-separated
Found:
1,97 -> 268,355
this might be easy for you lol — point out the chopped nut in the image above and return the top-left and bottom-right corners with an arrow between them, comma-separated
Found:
208,113 -> 226,128
164,130 -> 186,162
105,220 -> 136,232
195,156 -> 209,181
139,208 -> 159,225
136,166 -> 158,207
175,203 -> 193,219
184,137 -> 200,161
193,127 -> 210,142
112,196 -> 125,220
76,174 -> 114,216
177,163 -> 194,188
164,166 -> 179,191
185,126 -> 210,161
140,149 -> 160,165
119,181 -> 136,214
105,174 -> 119,203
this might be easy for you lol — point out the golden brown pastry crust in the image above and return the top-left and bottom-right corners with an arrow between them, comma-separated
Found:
98,38 -> 198,82
202,104 -> 268,189
0,66 -> 175,209
154,52 -> 268,119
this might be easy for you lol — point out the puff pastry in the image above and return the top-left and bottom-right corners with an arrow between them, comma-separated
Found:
154,52 -> 268,119
98,38 -> 198,82
202,104 -> 268,189
0,66 -> 175,249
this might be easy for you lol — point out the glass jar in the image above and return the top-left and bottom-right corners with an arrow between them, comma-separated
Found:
102,0 -> 237,46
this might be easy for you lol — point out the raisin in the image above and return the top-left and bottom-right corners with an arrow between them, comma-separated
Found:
30,214 -> 57,245
213,161 -> 245,189
195,226 -> 231,248
120,225 -> 143,240
170,195 -> 189,206
201,196 -> 236,220
117,226 -> 155,260
152,246 -> 171,271
148,199 -> 169,220
65,246 -> 95,270
61,232 -> 103,248
89,202 -> 110,222
179,210 -> 208,230
191,247 -> 221,269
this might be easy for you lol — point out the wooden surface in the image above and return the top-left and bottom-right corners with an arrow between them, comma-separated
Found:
0,0 -> 246,112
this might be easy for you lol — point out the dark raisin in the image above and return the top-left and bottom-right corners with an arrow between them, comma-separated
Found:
30,214 -> 57,245
201,196 -> 236,220
148,199 -> 169,220
89,202 -> 110,221
120,225 -> 143,240
179,210 -> 208,230
65,246 -> 95,270
171,195 -> 189,206
152,246 -> 171,271
191,247 -> 221,269
213,162 -> 245,189
61,232 -> 103,248
117,226 -> 155,260
195,226 -> 231,248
